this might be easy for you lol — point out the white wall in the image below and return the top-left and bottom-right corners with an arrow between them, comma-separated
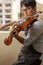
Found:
12,0 -> 20,21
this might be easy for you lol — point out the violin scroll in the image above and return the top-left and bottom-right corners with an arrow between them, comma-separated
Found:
4,38 -> 12,45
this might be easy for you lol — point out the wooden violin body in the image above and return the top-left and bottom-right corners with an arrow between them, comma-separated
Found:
4,16 -> 35,45
4,11 -> 43,45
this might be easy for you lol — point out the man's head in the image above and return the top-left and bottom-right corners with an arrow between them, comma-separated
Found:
21,0 -> 37,17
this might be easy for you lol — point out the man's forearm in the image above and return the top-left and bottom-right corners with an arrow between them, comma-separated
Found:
5,21 -> 16,27
14,35 -> 24,44
0,21 -> 16,30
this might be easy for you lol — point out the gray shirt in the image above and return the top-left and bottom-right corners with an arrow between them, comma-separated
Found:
23,17 -> 43,53
17,17 -> 43,53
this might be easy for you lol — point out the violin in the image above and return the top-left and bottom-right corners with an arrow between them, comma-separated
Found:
4,11 -> 43,45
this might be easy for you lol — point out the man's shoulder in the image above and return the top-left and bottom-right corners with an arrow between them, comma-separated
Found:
30,17 -> 43,35
33,17 -> 43,28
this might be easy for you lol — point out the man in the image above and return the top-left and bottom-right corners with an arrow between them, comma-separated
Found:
12,0 -> 43,65
0,0 -> 43,65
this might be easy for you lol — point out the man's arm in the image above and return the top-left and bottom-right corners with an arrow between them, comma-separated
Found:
0,21 -> 16,30
5,33 -> 25,45
14,34 -> 24,44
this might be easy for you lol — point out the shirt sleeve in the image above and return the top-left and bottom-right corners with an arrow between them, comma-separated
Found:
16,19 -> 23,25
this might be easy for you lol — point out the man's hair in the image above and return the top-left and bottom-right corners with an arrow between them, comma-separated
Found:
21,0 -> 36,8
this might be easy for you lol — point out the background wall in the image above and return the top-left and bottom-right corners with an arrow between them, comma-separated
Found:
37,3 -> 43,19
